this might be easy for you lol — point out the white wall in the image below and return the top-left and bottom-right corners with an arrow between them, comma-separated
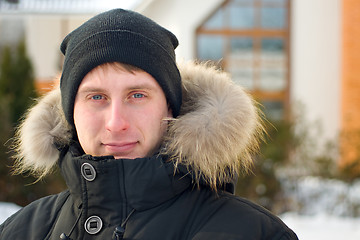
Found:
25,14 -> 94,81
290,0 -> 341,143
26,15 -> 62,80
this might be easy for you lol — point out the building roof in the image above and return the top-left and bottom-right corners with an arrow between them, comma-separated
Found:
0,0 -> 141,14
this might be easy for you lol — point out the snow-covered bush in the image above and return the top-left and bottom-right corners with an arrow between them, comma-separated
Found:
281,177 -> 360,217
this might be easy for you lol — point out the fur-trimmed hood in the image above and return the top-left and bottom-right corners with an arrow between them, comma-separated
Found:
13,61 -> 263,189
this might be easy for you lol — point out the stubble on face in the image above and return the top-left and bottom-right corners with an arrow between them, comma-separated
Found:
73,63 -> 173,159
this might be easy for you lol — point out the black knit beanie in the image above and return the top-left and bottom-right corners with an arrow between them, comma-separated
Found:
60,8 -> 182,127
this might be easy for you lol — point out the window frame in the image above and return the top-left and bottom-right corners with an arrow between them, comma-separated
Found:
196,0 -> 291,120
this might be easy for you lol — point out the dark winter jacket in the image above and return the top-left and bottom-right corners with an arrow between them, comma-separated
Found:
0,62 -> 298,239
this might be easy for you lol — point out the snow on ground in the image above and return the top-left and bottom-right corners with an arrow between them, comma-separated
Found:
1,202 -> 360,239
279,176 -> 360,239
281,176 -> 360,217
0,202 -> 21,224
280,213 -> 360,240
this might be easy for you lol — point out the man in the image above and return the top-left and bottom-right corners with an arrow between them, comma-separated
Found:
0,9 -> 298,239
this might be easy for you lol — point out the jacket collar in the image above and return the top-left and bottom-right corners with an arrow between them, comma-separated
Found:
59,142 -> 191,212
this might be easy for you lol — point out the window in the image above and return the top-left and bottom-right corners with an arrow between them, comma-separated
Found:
197,0 -> 290,120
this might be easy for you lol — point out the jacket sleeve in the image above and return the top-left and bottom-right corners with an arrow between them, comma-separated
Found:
191,194 -> 298,240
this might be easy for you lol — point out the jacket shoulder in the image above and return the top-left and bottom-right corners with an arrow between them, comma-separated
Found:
191,191 -> 298,240
0,190 -> 70,240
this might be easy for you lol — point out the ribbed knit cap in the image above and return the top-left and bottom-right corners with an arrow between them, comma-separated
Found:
60,8 -> 182,127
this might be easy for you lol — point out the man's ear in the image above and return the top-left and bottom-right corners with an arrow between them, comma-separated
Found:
167,104 -> 173,118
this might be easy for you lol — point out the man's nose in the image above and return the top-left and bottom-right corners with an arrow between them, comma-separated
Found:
105,102 -> 130,132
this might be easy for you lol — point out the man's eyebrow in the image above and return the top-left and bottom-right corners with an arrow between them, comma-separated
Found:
77,86 -> 106,94
126,84 -> 156,91
77,84 -> 157,93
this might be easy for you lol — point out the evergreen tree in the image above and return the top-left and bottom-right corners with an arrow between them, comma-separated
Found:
0,40 -> 37,205
0,40 -> 37,124
0,40 -> 65,206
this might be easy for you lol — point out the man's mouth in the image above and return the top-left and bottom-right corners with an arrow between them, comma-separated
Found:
102,142 -> 138,156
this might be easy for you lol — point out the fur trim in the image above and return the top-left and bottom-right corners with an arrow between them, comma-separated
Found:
12,61 -> 263,188
12,87 -> 72,178
164,61 -> 263,189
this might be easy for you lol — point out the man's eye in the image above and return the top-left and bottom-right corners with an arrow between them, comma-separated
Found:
91,95 -> 103,100
132,93 -> 145,98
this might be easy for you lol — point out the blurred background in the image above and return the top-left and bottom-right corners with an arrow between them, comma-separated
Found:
1,0 -> 360,238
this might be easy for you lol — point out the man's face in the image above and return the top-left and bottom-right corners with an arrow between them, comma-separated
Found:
73,63 -> 172,159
